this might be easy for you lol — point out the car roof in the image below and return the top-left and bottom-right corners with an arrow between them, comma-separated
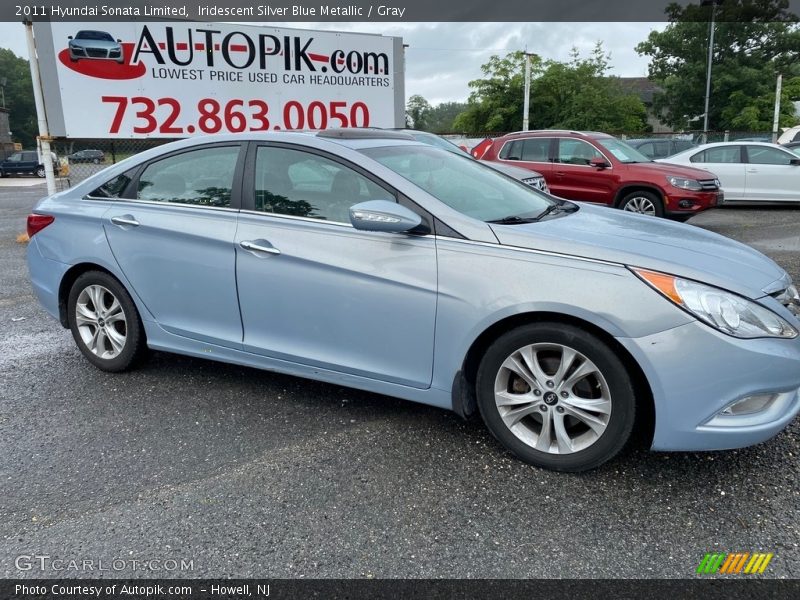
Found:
499,129 -> 615,141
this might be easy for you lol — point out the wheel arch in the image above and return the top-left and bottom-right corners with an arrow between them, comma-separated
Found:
453,311 -> 655,447
613,184 -> 664,208
57,262 -> 124,328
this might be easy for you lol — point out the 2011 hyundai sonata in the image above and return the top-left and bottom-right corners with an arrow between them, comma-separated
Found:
26,130 -> 800,472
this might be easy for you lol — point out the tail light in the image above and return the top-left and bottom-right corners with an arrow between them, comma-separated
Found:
27,214 -> 55,238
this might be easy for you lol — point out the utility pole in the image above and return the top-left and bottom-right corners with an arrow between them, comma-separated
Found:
772,74 -> 782,143
701,0 -> 723,144
522,52 -> 533,131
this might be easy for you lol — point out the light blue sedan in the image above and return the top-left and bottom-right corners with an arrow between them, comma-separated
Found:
26,130 -> 800,471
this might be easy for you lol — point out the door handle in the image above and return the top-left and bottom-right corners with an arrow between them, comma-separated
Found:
747,169 -> 758,173
240,240 -> 281,255
555,171 -> 566,177
110,215 -> 139,227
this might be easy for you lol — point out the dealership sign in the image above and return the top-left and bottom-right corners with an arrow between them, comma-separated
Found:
32,22 -> 405,138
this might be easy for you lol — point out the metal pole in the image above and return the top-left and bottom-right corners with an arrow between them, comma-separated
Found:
24,22 -> 56,196
702,2 -> 718,145
771,74 -> 782,144
522,53 -> 531,131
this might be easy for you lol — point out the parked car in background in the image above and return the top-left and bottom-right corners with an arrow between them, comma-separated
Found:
658,142 -> 800,204
26,130 -> 800,472
778,125 -> 800,145
479,130 -> 722,218
68,30 -> 124,63
394,129 -> 549,193
625,138 -> 695,160
783,141 -> 800,156
68,149 -> 106,164
0,150 -> 56,178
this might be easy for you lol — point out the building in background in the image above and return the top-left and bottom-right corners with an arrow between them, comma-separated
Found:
0,107 -> 14,159
619,77 -> 672,133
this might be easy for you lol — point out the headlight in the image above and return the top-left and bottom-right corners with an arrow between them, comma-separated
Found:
633,268 -> 798,339
666,175 -> 703,191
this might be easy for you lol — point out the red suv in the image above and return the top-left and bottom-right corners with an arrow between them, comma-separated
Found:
477,130 -> 723,219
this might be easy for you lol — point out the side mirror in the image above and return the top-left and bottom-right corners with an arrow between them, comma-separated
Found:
117,39 -> 122,43
790,158 -> 800,166
67,36 -> 73,40
589,157 -> 610,169
349,200 -> 422,233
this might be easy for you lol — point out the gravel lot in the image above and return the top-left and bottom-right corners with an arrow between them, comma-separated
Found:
1,184 -> 798,579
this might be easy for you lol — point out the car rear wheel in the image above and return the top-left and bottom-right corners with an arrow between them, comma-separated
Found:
92,158 -> 100,164
476,323 -> 636,472
67,271 -> 146,372
619,191 -> 663,217
35,166 -> 45,178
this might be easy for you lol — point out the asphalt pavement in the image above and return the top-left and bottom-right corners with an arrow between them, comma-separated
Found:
1,184 -> 798,579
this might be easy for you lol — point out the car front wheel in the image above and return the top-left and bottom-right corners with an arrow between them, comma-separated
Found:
35,166 -> 46,178
476,323 -> 636,472
67,271 -> 146,372
619,190 -> 664,217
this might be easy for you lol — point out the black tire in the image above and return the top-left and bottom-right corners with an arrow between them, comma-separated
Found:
67,271 -> 147,372
618,190 -> 664,218
475,322 -> 636,472
35,166 -> 45,178
0,169 -> 6,178
92,158 -> 100,164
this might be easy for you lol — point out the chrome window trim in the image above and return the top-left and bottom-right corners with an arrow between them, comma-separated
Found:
82,195 -> 240,213
239,208 -> 354,228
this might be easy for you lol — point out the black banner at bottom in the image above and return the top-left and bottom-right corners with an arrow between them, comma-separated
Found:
2,579 -> 799,600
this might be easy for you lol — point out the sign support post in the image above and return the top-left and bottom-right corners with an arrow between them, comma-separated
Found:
25,21 -> 56,196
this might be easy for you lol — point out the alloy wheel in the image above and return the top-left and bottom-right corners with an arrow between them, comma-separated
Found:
493,343 -> 612,454
75,284 -> 128,359
622,196 -> 656,215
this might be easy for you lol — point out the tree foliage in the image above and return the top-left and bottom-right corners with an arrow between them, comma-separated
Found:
0,48 -> 37,148
636,0 -> 800,131
405,94 -> 432,129
452,45 -> 648,134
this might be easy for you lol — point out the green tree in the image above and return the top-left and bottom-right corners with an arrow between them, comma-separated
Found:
425,101 -> 468,132
637,0 -> 800,131
531,46 -> 648,132
405,94 -> 432,129
453,45 -> 647,134
453,51 -> 533,133
0,48 -> 37,148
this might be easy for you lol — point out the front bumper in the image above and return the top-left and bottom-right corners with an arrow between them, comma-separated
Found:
664,189 -> 722,216
617,320 -> 800,451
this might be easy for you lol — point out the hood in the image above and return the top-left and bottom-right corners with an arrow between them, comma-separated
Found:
485,161 -> 544,180
489,203 -> 787,299
625,160 -> 717,181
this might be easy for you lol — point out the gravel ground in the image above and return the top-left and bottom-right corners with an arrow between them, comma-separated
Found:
1,185 -> 798,579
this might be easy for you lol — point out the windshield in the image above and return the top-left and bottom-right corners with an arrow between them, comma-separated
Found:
361,145 -> 552,222
595,138 -> 651,163
77,31 -> 114,41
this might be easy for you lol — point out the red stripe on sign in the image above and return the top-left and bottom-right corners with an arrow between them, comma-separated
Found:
158,43 -> 165,49
175,43 -> 188,51
195,43 -> 205,51
309,53 -> 329,62
230,44 -> 248,52
215,44 -> 220,50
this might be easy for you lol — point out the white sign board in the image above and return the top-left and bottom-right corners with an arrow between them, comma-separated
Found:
34,22 -> 404,138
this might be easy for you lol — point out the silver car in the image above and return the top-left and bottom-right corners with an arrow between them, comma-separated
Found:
68,30 -> 124,64
26,130 -> 800,472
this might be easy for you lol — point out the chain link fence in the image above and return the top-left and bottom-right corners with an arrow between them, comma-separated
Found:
48,138 -> 178,192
